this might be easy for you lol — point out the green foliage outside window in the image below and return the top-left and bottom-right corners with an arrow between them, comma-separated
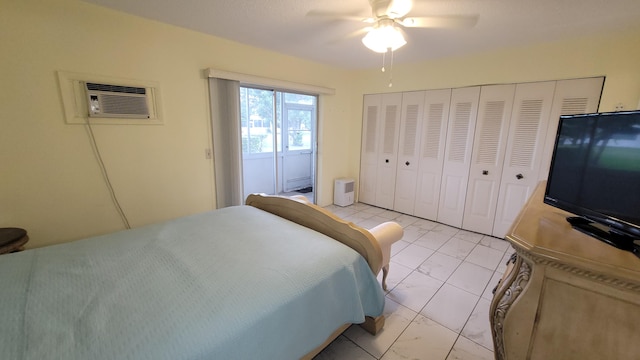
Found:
242,135 -> 267,154
291,131 -> 303,146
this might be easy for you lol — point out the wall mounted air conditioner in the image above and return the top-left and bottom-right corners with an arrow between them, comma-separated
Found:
86,82 -> 150,119
57,71 -> 162,125
334,178 -> 355,207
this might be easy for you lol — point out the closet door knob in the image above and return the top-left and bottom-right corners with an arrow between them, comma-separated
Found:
405,161 -> 410,166
482,170 -> 489,175
516,173 -> 524,180
385,159 -> 389,163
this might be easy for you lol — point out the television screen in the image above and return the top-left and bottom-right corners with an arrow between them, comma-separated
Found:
544,110 -> 640,254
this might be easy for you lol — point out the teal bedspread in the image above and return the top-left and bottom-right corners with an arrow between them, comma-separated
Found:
0,206 -> 384,359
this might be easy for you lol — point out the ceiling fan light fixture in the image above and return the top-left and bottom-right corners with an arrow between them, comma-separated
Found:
362,23 -> 407,53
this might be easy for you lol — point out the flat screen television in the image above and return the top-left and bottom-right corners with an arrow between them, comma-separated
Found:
544,110 -> 640,258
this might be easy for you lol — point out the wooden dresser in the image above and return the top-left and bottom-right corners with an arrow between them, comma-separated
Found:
490,182 -> 640,360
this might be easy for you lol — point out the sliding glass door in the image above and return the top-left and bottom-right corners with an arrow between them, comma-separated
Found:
240,87 -> 317,201
240,87 -> 277,196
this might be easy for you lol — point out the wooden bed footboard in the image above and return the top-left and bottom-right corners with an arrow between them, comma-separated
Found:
245,194 -> 387,359
301,315 -> 384,360
245,193 -> 383,275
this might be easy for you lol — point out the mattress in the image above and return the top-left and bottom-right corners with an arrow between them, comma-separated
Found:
0,205 -> 385,359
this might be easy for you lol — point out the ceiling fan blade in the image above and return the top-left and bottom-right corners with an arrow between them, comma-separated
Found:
369,0 -> 413,19
386,0 -> 413,19
327,27 -> 370,45
306,10 -> 368,23
402,15 -> 479,29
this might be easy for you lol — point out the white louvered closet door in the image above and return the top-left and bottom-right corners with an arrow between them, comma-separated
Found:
359,94 -> 382,205
375,93 -> 403,209
437,86 -> 481,228
414,89 -> 452,220
538,77 -> 604,181
394,91 -> 425,214
462,84 -> 516,235
492,81 -> 556,238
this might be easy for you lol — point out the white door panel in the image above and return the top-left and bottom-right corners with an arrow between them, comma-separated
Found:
359,78 -> 603,237
437,87 -> 480,228
283,104 -> 314,192
415,172 -> 439,218
375,93 -> 403,209
414,89 -> 452,220
359,93 -> 402,209
501,183 -> 532,226
283,153 -> 312,191
359,94 -> 382,205
462,84 -> 516,234
395,91 -> 425,214
493,81 -> 556,238
468,178 -> 496,216
442,174 -> 463,211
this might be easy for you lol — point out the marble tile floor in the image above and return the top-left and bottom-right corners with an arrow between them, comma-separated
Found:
315,202 -> 513,360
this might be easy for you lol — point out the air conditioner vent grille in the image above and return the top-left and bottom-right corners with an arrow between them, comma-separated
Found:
86,82 -> 146,95
98,94 -> 149,116
86,82 -> 150,119
344,181 -> 354,193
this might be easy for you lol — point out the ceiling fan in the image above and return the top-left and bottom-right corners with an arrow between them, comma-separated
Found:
310,0 -> 479,53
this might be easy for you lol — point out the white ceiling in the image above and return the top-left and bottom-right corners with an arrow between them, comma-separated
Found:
82,0 -> 640,69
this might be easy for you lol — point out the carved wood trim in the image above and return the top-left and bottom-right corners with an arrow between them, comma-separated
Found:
491,255 -> 532,360
513,247 -> 640,294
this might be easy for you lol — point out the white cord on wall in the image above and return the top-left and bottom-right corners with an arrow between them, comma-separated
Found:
85,120 -> 132,229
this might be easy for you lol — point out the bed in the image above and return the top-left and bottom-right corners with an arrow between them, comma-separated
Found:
0,194 -> 402,359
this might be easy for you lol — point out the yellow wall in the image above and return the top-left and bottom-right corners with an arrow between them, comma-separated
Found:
345,26 -> 640,206
2,0 -> 639,248
1,0 -> 357,247
355,27 -> 640,107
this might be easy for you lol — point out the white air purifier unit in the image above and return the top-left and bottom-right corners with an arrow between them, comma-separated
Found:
334,178 -> 355,207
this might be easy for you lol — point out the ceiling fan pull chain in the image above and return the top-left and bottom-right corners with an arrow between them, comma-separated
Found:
381,51 -> 386,72
388,49 -> 394,87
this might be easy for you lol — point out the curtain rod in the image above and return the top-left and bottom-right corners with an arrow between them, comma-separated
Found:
205,68 -> 335,95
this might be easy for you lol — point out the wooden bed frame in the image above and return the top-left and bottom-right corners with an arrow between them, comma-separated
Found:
245,194 -> 388,358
